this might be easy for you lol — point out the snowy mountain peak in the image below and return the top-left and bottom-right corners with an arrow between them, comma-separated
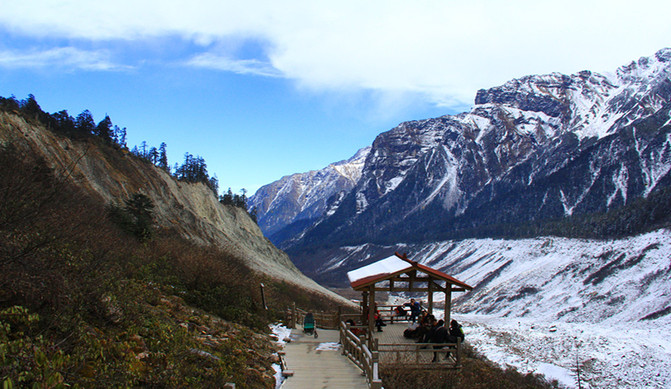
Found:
270,48 -> 671,253
248,146 -> 370,242
616,47 -> 671,84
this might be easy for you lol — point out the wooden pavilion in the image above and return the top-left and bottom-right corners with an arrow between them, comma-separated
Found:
347,252 -> 473,347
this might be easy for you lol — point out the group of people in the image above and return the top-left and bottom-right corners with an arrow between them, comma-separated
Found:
397,299 -> 465,362
348,298 -> 466,361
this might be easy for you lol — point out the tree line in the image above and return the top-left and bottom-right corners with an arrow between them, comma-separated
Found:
0,94 -> 256,222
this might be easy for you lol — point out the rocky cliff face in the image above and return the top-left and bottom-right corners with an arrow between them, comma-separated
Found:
274,48 -> 671,257
0,111 -> 349,304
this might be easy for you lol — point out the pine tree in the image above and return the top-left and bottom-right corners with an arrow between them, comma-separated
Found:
20,94 -> 42,120
158,142 -> 169,172
220,188 -> 234,205
95,115 -> 114,143
118,127 -> 128,149
208,174 -> 219,197
52,110 -> 76,135
149,147 -> 159,164
249,206 -> 258,224
75,110 -> 95,137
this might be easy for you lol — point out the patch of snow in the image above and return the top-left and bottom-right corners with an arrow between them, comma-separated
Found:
315,342 -> 341,351
355,191 -> 368,214
270,323 -> 293,389
537,363 -> 575,388
459,314 -> 671,389
270,323 -> 292,346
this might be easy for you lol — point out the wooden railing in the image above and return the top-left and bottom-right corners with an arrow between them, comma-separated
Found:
376,339 -> 462,368
339,315 -> 383,389
375,304 -> 413,323
285,303 -> 341,329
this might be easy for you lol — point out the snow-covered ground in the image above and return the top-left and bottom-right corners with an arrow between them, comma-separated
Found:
270,323 -> 292,389
460,314 -> 671,388
375,229 -> 671,388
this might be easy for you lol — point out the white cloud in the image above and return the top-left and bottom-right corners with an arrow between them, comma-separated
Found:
2,0 -> 670,107
0,47 -> 129,71
186,53 -> 282,77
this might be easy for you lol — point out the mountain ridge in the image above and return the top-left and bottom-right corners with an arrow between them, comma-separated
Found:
248,146 -> 370,244
252,48 -> 671,256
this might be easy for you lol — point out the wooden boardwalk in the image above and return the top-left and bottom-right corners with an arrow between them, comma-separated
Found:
280,327 -> 369,389
280,320 -> 458,388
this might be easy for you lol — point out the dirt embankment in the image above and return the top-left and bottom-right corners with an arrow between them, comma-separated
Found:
0,112 -> 351,306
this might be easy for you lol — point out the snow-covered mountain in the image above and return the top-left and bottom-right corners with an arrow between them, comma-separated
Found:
265,49 -> 671,258
248,146 -> 369,244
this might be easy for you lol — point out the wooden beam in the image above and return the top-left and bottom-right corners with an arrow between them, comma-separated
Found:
408,269 -> 417,290
390,276 -> 441,283
428,276 -> 434,315
370,287 -> 447,292
368,285 -> 376,349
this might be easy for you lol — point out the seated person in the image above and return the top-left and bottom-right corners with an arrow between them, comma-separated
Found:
414,314 -> 436,343
394,305 -> 407,317
375,310 -> 386,332
403,322 -> 420,339
448,319 -> 465,343
346,319 -> 365,337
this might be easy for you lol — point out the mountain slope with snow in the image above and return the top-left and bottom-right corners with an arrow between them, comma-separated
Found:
441,231 -> 671,388
340,230 -> 671,388
248,147 -> 370,244
268,49 -> 671,257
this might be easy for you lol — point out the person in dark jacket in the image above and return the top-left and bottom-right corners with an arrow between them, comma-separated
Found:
404,298 -> 422,324
442,319 -> 465,361
375,309 -> 386,332
424,318 -> 449,362
448,319 -> 465,343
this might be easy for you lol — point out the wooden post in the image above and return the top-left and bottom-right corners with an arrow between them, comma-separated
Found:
445,287 -> 452,326
259,283 -> 267,310
368,285 -> 376,349
427,276 -> 434,316
337,306 -> 342,329
456,337 -> 462,367
291,302 -> 297,329
361,291 -> 369,327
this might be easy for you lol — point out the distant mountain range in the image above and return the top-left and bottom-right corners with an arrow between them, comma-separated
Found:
250,48 -> 671,281
248,146 -> 370,244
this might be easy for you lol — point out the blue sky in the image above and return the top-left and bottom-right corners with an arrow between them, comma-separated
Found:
1,1 -> 670,195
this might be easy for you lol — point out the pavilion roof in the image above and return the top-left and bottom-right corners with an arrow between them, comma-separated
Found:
347,252 -> 473,291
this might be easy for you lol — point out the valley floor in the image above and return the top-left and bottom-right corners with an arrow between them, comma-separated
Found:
460,314 -> 671,388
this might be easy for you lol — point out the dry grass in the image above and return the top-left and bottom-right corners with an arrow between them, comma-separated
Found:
379,344 -> 559,389
0,142 -> 344,388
